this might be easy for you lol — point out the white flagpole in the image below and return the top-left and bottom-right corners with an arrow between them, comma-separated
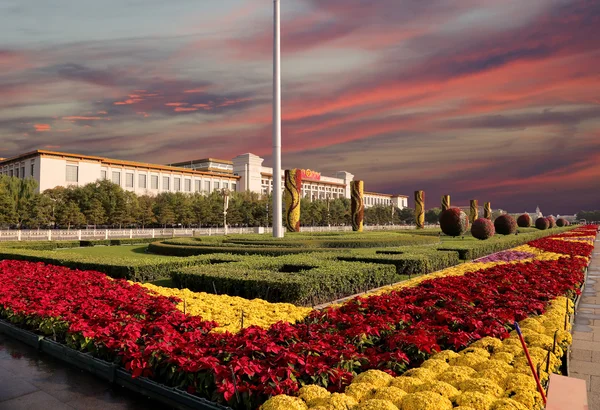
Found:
272,0 -> 284,237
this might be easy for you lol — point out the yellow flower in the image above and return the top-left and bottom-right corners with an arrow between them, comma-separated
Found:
355,399 -> 399,410
473,368 -> 509,386
518,318 -> 545,334
489,398 -> 529,410
470,337 -> 503,353
431,350 -> 460,363
297,385 -> 330,405
458,378 -> 504,397
419,359 -> 450,375
401,391 -> 453,410
474,359 -> 513,374
352,370 -> 393,387
436,366 -> 477,388
312,393 -> 358,410
490,352 -> 514,365
345,382 -> 376,402
402,368 -> 436,381
390,377 -> 424,393
260,395 -> 308,410
453,391 -> 496,410
450,353 -> 488,369
502,374 -> 536,392
414,380 -> 459,398
370,386 -> 407,408
504,388 -> 544,410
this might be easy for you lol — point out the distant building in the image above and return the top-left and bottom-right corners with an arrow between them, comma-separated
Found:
0,150 -> 408,209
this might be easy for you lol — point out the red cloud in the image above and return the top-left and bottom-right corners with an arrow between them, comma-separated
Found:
34,124 -> 51,132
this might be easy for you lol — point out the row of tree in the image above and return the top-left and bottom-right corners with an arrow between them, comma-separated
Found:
576,210 -> 600,223
0,176 -> 419,229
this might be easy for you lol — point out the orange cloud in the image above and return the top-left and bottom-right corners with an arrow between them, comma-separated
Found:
34,124 -> 51,132
62,116 -> 109,121
165,102 -> 188,107
174,107 -> 198,112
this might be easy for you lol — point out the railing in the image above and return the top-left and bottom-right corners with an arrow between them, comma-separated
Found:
0,224 -> 420,241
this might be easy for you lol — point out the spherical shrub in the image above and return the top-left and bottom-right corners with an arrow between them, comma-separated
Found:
535,217 -> 549,230
517,214 -> 532,228
494,214 -> 517,235
556,218 -> 567,227
547,216 -> 556,228
439,207 -> 470,237
471,218 -> 495,240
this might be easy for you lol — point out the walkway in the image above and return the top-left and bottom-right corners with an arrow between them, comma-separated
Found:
0,333 -> 166,410
570,236 -> 600,410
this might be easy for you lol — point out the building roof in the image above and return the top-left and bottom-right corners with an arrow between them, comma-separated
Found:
168,158 -> 234,166
364,191 -> 408,198
0,150 -> 239,179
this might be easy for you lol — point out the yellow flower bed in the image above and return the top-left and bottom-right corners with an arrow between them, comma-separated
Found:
261,296 -> 574,410
141,283 -> 312,333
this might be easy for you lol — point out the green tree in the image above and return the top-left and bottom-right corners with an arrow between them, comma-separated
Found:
138,195 -> 156,228
0,175 -> 38,227
23,195 -> 54,229
55,200 -> 86,230
154,194 -> 176,227
425,207 -> 441,224
84,198 -> 106,228
0,186 -> 17,227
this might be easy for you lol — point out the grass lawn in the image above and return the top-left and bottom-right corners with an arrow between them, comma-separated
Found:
67,245 -> 165,258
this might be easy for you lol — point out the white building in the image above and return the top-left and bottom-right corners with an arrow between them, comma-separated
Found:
0,150 -> 408,209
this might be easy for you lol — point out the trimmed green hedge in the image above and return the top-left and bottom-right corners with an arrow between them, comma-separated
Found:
171,253 -> 398,306
0,248 -> 241,282
148,241 -> 347,257
0,240 -> 81,250
222,234 -> 439,248
437,226 -> 573,260
336,248 -> 460,276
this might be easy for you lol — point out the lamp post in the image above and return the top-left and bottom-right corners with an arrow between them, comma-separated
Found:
272,0 -> 284,238
222,189 -> 230,235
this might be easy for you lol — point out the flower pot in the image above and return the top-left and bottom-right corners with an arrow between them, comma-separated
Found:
0,320 -> 43,349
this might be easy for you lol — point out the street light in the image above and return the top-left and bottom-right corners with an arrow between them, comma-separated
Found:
272,0 -> 283,238
222,188 -> 230,235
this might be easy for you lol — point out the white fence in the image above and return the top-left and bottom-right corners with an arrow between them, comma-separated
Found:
0,225 -> 418,242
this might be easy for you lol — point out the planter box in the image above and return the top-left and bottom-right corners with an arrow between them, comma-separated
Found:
0,320 -> 43,349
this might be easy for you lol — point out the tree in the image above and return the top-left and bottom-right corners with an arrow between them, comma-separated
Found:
0,175 -> 38,228
138,195 -> 156,228
397,207 -> 415,224
23,195 -> 54,229
84,198 -> 106,228
55,200 -> 86,230
154,194 -> 176,228
0,187 -> 17,227
425,207 -> 441,224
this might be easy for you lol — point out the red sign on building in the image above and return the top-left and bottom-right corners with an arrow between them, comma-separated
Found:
301,169 -> 321,181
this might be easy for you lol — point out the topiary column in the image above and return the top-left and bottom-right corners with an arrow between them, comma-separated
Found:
469,200 -> 478,223
441,195 -> 451,212
484,202 -> 492,220
284,169 -> 302,232
351,180 -> 364,232
414,190 -> 425,229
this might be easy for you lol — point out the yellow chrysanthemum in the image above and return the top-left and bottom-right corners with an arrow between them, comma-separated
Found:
502,374 -> 537,392
297,385 -> 330,405
401,391 -> 453,410
436,366 -> 477,388
414,380 -> 459,398
352,370 -> 393,387
453,391 -> 496,410
450,353 -> 489,369
355,398 -> 399,410
473,359 -> 513,374
310,393 -> 358,410
504,388 -> 544,410
517,318 -> 545,334
370,386 -> 407,408
459,378 -> 504,397
470,337 -> 503,353
491,352 -> 514,365
419,359 -> 450,375
489,398 -> 529,410
473,368 -> 509,386
345,382 -> 376,402
260,395 -> 308,410
402,368 -> 436,381
431,350 -> 460,363
390,377 -> 424,393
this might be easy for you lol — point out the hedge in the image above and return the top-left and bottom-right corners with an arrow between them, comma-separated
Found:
0,248 -> 241,282
148,241 -> 348,257
0,240 -> 81,250
171,253 -> 398,306
222,235 -> 439,248
436,226 -> 574,260
336,248 -> 460,276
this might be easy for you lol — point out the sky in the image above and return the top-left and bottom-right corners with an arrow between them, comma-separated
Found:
1,0 -> 599,215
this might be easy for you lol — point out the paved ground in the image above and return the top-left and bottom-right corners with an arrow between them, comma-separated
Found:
570,237 -> 600,410
0,333 -> 167,410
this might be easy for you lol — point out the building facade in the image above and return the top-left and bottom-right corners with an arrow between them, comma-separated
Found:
0,150 -> 407,209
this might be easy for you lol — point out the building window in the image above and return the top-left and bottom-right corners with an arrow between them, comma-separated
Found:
15,168 -> 19,178
223,182 -> 229,190
185,179 -> 191,192
204,181 -> 210,192
162,176 -> 170,190
125,173 -> 134,188
66,164 -> 79,182
231,183 -> 236,192
101,170 -> 107,180
21,167 -> 25,178
139,174 -> 147,189
195,180 -> 201,192
214,181 -> 220,191
174,177 -> 181,192
9,170 -> 13,177
151,175 -> 159,190
112,171 -> 121,185
30,163 -> 34,176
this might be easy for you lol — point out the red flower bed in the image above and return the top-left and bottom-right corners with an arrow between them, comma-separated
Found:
0,226 -> 595,409
528,236 -> 594,257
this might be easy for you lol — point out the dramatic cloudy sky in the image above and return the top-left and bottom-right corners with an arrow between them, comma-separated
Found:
1,0 -> 599,214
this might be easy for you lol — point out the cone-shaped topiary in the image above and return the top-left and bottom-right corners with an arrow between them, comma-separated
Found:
556,218 -> 567,227
494,214 -> 517,235
471,218 -> 495,240
547,216 -> 556,228
536,217 -> 550,230
517,213 -> 532,228
439,207 -> 470,237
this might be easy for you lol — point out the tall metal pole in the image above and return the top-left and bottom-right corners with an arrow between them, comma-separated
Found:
272,0 -> 284,237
